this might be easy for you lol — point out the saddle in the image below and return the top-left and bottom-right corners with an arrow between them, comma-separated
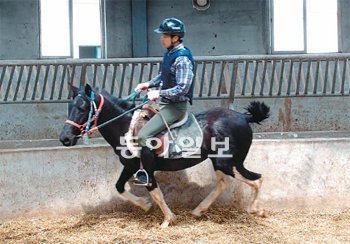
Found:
124,104 -> 203,159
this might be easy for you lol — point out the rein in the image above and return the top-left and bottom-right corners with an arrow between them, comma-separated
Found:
65,91 -> 150,136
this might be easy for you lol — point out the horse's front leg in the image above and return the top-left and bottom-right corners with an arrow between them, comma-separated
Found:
116,167 -> 152,212
147,178 -> 176,228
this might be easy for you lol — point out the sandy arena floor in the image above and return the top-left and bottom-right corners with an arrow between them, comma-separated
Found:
1,207 -> 350,243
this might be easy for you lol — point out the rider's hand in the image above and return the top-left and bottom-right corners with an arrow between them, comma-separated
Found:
134,82 -> 150,92
147,90 -> 160,101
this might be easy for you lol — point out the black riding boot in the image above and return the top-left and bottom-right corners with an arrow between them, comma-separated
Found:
133,146 -> 156,186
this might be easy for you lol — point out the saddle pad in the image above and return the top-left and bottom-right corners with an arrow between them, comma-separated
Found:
124,111 -> 203,159
158,113 -> 203,159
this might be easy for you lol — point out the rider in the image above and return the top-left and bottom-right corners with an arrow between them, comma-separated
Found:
133,17 -> 195,186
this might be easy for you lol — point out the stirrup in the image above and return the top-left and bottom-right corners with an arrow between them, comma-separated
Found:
132,169 -> 151,186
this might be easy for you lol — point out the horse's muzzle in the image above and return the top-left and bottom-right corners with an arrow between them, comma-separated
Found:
59,132 -> 78,147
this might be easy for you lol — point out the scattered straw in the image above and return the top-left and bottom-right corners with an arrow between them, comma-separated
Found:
1,207 -> 349,243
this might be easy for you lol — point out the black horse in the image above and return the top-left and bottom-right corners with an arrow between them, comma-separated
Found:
60,84 -> 270,228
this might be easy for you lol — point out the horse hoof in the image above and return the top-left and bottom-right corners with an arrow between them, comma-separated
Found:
138,197 -> 152,212
191,209 -> 202,218
257,209 -> 267,217
249,209 -> 266,217
160,221 -> 170,228
160,215 -> 176,228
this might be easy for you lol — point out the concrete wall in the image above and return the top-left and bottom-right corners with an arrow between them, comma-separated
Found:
105,0 -> 269,57
105,0 -> 350,56
231,96 -> 350,132
0,96 -> 348,141
0,144 -> 120,219
0,100 -> 223,140
147,0 -> 269,56
339,0 -> 350,52
0,103 -> 68,141
105,0 -> 132,57
1,0 -> 269,59
0,0 -> 40,60
1,137 -> 349,220
1,0 -> 350,59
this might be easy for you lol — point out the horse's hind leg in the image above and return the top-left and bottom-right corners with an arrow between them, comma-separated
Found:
116,167 -> 152,212
234,164 -> 264,216
191,170 -> 232,217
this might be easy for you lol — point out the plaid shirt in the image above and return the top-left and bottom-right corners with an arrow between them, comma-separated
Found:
149,43 -> 194,103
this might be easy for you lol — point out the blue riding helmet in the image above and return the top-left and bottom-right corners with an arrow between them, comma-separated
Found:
154,17 -> 185,38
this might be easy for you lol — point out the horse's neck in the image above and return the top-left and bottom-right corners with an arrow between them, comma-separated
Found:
97,97 -> 132,148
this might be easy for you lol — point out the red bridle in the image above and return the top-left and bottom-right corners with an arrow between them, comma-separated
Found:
65,94 -> 105,135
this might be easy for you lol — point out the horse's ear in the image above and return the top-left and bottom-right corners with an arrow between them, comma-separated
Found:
71,85 -> 79,98
85,84 -> 92,97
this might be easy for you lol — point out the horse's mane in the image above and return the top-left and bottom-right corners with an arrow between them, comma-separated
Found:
100,89 -> 135,113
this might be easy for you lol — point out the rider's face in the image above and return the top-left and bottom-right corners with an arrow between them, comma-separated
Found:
160,34 -> 179,49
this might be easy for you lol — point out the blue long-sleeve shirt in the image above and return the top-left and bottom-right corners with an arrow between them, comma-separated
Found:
149,43 -> 194,103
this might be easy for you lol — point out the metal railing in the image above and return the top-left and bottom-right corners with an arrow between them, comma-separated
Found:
0,53 -> 349,104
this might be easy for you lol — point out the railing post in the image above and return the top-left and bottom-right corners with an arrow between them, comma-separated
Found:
80,64 -> 87,88
229,60 -> 238,104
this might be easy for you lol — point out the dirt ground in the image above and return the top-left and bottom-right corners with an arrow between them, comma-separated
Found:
1,207 -> 349,243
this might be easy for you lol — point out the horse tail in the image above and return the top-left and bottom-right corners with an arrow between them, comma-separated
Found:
235,164 -> 262,181
244,101 -> 270,124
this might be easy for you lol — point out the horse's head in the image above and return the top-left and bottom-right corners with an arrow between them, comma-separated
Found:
59,84 -> 97,146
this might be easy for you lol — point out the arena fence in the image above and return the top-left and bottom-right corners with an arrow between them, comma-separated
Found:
0,53 -> 349,104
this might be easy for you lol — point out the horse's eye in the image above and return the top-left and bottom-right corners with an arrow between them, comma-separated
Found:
78,101 -> 88,111
77,105 -> 85,111
74,99 -> 87,111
